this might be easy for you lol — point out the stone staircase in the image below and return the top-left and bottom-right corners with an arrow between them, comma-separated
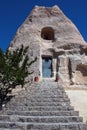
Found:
0,80 -> 87,130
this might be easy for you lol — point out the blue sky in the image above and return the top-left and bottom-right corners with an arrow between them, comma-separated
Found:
0,0 -> 87,51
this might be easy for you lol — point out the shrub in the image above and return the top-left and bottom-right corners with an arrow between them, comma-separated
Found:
0,45 -> 36,105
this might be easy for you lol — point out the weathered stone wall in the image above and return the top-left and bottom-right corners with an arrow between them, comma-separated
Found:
57,51 -> 87,87
8,5 -> 87,86
28,42 -> 41,80
69,54 -> 81,84
68,54 -> 87,85
58,55 -> 70,85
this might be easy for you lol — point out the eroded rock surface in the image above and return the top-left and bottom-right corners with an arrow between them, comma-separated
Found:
9,5 -> 87,87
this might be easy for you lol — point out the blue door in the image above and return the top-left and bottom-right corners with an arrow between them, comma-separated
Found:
42,58 -> 52,77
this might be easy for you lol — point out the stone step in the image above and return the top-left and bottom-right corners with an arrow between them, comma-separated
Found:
6,106 -> 74,111
0,115 -> 83,123
0,129 -> 21,130
10,97 -> 70,102
25,94 -> 68,99
26,123 -> 87,130
35,89 -> 65,92
4,110 -> 79,116
28,97 -> 70,102
36,87 -> 64,91
0,122 -> 86,130
30,87 -> 65,91
21,89 -> 65,95
15,94 -> 68,99
26,91 -> 66,95
7,101 -> 70,107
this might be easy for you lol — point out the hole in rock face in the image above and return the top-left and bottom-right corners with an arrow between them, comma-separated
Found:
41,27 -> 54,40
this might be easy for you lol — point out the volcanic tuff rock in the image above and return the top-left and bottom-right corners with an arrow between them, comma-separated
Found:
0,5 -> 87,129
10,5 -> 86,50
8,5 -> 87,86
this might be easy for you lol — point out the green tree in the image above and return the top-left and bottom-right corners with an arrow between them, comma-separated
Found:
0,45 -> 36,105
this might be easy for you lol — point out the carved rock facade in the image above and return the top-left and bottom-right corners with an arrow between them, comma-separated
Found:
9,5 -> 87,87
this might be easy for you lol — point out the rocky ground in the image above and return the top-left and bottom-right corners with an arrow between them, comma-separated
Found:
65,88 -> 87,123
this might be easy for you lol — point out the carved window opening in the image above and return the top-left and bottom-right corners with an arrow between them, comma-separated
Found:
41,27 -> 54,40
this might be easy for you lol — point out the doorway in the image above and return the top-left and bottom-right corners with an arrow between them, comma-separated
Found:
42,57 -> 52,78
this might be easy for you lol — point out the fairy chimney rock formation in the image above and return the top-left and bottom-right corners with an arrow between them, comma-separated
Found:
9,5 -> 87,87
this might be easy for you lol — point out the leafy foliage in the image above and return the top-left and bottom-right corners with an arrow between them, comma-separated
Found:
0,45 -> 36,105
